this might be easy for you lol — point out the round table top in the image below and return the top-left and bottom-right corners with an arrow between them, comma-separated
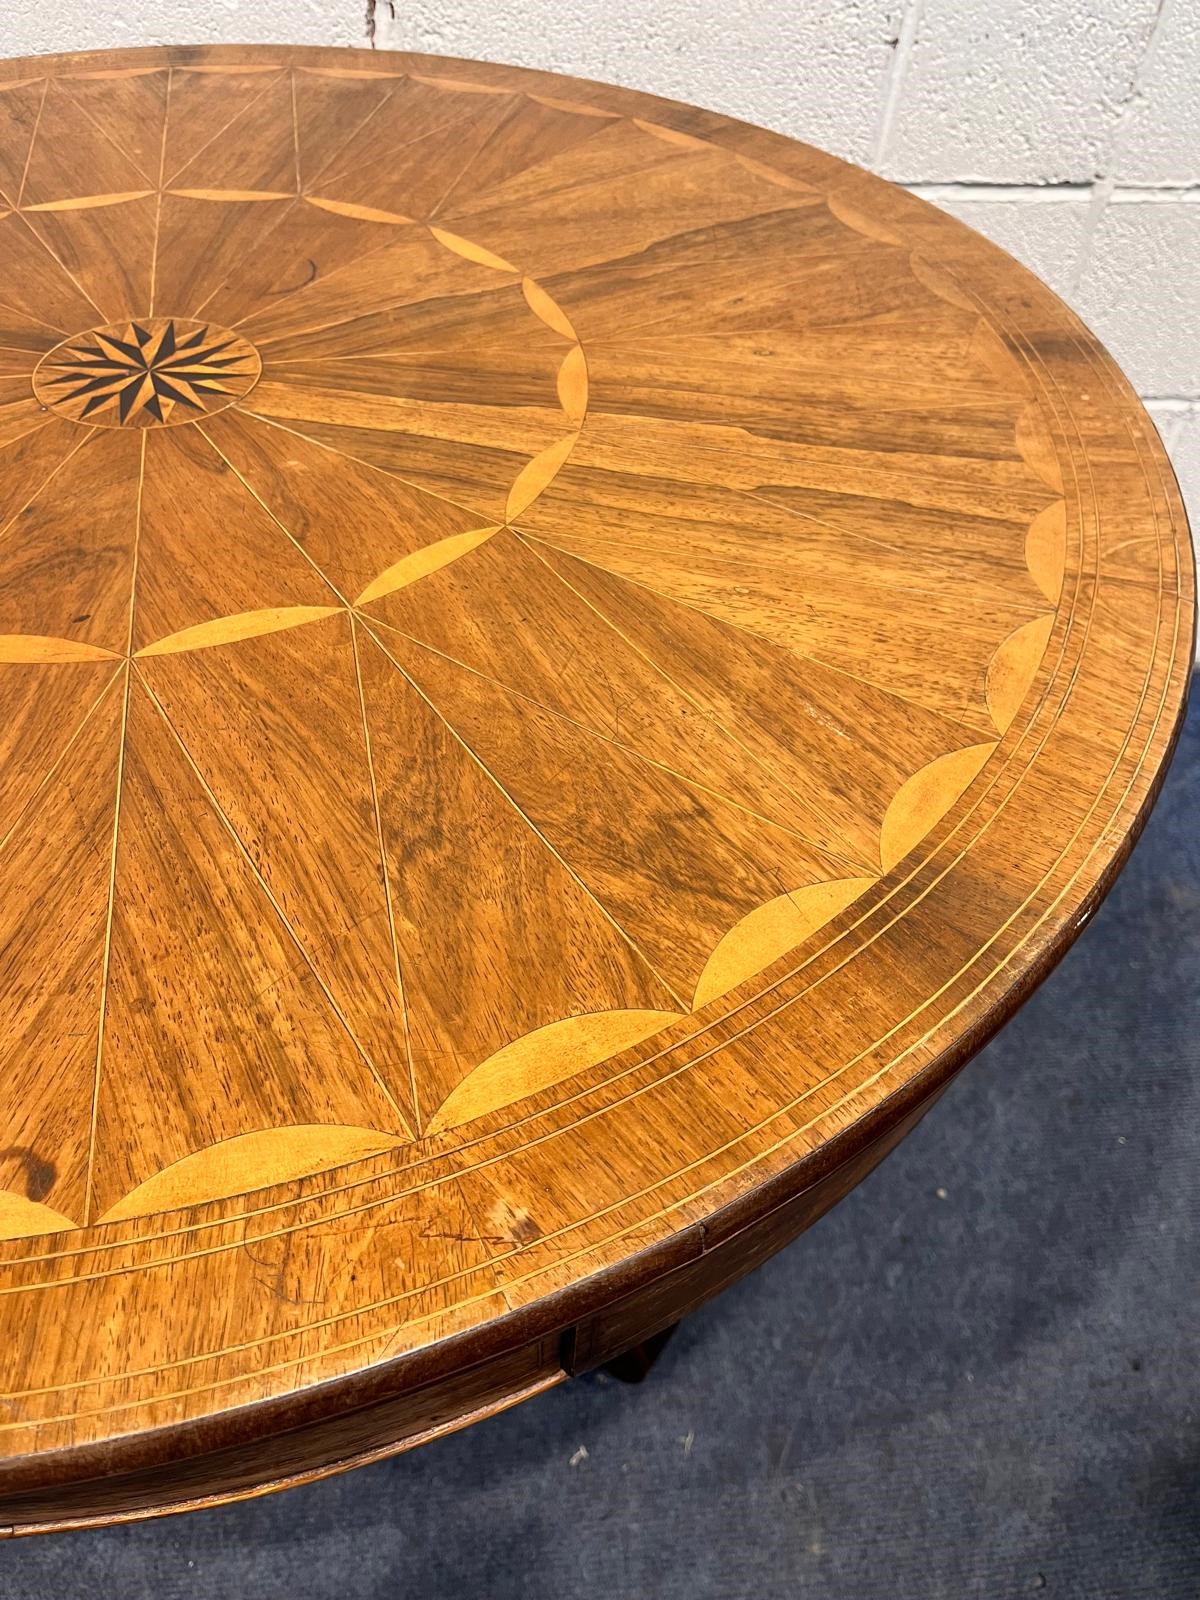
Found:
0,43 -> 1191,1530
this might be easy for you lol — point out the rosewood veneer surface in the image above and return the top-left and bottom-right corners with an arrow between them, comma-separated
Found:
0,44 -> 1190,1532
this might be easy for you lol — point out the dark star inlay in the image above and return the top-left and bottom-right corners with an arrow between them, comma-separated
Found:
32,317 -> 261,429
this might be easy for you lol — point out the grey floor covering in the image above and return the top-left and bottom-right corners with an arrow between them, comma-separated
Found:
2,693 -> 1197,1600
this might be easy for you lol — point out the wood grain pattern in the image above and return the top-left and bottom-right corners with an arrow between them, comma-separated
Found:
0,44 -> 1191,1534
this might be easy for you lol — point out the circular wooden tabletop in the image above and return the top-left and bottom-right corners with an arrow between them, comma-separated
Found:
0,44 -> 1191,1532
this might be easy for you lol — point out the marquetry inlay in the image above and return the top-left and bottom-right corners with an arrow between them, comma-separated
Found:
0,44 -> 1188,1533
33,318 -> 261,427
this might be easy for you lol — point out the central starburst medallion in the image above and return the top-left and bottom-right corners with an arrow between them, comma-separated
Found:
33,317 -> 261,429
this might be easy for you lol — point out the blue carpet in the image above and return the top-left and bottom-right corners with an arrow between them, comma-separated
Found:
3,688 -> 1197,1600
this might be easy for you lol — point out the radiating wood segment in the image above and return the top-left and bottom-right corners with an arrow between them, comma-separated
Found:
0,44 -> 1190,1534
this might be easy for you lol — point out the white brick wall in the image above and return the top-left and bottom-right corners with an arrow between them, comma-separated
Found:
1074,200 -> 1200,395
2,0 -> 1197,577
884,0 -> 1165,183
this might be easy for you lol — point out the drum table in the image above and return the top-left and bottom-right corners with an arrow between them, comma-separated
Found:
0,44 -> 1191,1534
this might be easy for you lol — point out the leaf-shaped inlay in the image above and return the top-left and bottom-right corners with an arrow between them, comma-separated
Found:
99,1125 -> 407,1223
968,320 -> 1031,396
880,742 -> 997,873
556,346 -> 588,426
522,276 -> 577,340
734,154 -> 817,193
0,635 -> 117,663
693,877 -> 878,1009
505,433 -> 580,521
306,195 -> 414,226
632,119 -> 710,150
135,605 -> 340,657
986,613 -> 1055,733
355,527 -> 501,606
170,188 -> 293,203
909,252 -> 977,312
429,227 -> 517,272
827,192 -> 905,246
1015,401 -> 1064,493
410,73 -> 508,96
25,191 -> 153,212
1026,500 -> 1067,604
427,1009 -> 684,1134
0,1190 -> 78,1242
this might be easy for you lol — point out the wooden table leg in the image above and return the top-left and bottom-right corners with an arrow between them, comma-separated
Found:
602,1321 -> 680,1383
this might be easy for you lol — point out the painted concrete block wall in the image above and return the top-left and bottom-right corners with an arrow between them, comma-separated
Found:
2,0 -> 1197,576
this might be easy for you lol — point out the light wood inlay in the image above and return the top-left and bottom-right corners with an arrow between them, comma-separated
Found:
0,44 -> 1190,1535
